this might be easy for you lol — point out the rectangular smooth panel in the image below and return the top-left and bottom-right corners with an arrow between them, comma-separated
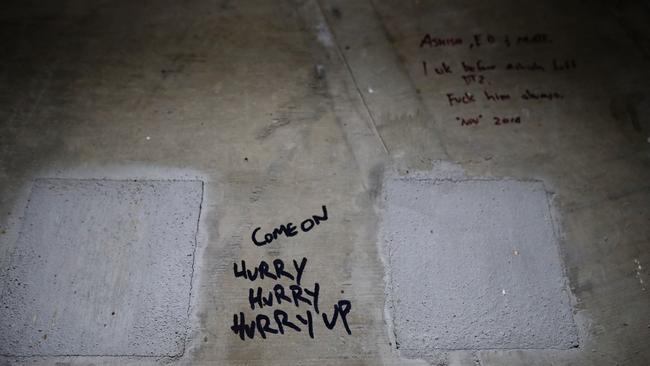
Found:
0,179 -> 203,356
382,178 -> 577,356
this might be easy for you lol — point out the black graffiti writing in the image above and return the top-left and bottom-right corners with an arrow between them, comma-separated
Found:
251,205 -> 328,246
231,300 -> 352,340
232,204 -> 352,341
234,257 -> 308,286
248,282 -> 320,313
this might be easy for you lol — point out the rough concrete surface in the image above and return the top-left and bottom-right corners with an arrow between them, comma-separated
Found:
0,0 -> 649,365
382,177 -> 577,355
0,179 -> 203,356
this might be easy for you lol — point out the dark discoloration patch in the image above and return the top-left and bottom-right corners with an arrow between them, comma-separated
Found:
610,92 -> 650,142
256,71 -> 328,140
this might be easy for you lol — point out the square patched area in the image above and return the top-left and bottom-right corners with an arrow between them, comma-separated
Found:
0,179 -> 203,356
382,178 -> 578,355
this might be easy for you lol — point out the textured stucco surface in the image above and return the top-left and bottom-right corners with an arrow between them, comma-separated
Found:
382,177 -> 578,354
0,179 -> 203,356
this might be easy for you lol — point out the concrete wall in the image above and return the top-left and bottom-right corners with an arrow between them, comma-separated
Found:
0,0 -> 649,365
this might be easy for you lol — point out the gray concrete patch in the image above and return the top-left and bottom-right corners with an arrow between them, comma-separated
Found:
382,177 -> 578,355
0,179 -> 203,356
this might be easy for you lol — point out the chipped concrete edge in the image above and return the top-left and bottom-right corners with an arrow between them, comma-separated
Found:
376,160 -> 470,364
544,182 -> 591,352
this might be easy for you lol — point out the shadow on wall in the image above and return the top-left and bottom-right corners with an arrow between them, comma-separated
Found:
610,92 -> 650,143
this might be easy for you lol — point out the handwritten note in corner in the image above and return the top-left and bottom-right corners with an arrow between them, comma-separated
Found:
419,32 -> 577,127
